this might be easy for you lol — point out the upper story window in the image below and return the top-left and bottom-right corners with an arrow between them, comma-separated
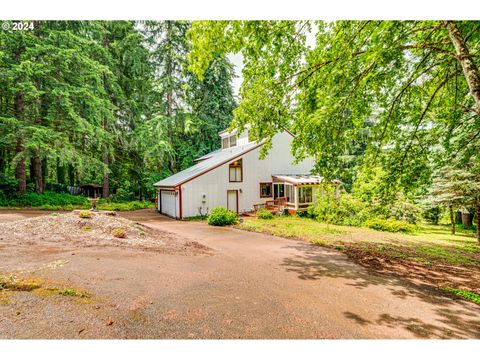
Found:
221,135 -> 239,149
229,159 -> 242,182
222,138 -> 229,149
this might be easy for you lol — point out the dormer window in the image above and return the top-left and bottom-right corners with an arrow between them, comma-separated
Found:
222,137 -> 229,149
220,127 -> 250,149
222,135 -> 238,149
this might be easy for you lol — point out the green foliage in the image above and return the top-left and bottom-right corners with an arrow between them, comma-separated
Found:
257,208 -> 274,220
421,206 -> 442,225
112,228 -> 127,238
207,206 -> 238,226
57,288 -> 90,298
310,185 -> 366,226
0,191 -> 88,208
442,288 -> 480,305
188,20 -> 480,196
428,164 -> 480,209
0,20 -> 235,203
96,199 -> 153,211
363,218 -> 416,233
79,210 -> 93,219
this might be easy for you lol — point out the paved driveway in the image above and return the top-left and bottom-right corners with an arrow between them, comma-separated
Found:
1,209 -> 479,338
120,211 -> 480,339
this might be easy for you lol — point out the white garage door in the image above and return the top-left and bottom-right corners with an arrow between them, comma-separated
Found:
161,190 -> 177,218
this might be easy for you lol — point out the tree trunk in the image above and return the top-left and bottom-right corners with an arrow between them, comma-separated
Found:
57,158 -> 65,185
41,158 -> 47,192
101,32 -> 110,199
15,140 -> 26,194
32,155 -> 43,194
0,149 -> 5,176
476,205 -> 480,245
13,41 -> 26,194
445,21 -> 480,114
102,150 -> 109,198
14,90 -> 26,194
461,211 -> 473,229
450,205 -> 455,235
68,163 -> 75,187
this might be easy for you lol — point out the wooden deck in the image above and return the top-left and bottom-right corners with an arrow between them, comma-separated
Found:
248,198 -> 287,216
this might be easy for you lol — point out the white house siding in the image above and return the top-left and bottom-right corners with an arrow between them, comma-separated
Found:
179,132 -> 314,218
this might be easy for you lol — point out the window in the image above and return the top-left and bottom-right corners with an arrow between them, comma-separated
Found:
222,137 -> 229,149
273,184 -> 284,199
260,182 -> 272,198
298,187 -> 313,204
229,159 -> 242,182
229,135 -> 237,147
285,184 -> 295,203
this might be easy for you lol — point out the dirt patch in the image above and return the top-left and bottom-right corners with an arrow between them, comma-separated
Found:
0,212 -> 211,256
338,245 -> 480,295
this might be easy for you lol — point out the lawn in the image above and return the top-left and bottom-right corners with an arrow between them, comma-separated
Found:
237,216 -> 480,297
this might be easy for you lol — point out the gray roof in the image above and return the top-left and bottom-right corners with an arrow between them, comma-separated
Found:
154,141 -> 263,187
193,149 -> 222,162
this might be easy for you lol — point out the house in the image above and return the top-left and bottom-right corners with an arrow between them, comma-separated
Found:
153,127 -> 328,219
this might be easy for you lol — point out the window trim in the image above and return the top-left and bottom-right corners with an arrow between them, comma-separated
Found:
259,182 -> 273,198
229,159 -> 243,182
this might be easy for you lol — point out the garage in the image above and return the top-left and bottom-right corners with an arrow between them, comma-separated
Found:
160,190 -> 177,218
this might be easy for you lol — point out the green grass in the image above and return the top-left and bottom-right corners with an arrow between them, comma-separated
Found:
238,216 -> 347,241
237,216 -> 480,267
184,215 -> 208,221
442,288 -> 480,305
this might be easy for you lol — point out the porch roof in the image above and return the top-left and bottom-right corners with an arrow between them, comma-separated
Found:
272,174 -> 326,186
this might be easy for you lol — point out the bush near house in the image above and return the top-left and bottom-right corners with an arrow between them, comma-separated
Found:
257,208 -> 274,220
207,206 -> 239,226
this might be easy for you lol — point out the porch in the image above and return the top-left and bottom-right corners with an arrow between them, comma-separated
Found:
249,174 -> 329,216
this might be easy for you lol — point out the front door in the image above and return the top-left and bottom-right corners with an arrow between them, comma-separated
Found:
227,190 -> 238,213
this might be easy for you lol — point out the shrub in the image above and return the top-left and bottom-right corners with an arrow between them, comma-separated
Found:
257,208 -> 274,220
207,206 -> 238,226
79,210 -> 93,219
112,228 -> 127,238
311,186 -> 366,225
363,218 -> 416,233
422,206 -> 442,225
0,191 -> 89,208
96,199 -> 153,211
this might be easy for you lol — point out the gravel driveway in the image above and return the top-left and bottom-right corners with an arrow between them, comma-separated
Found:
1,209 -> 479,339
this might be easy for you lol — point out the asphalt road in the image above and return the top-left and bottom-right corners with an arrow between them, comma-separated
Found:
1,209 -> 479,339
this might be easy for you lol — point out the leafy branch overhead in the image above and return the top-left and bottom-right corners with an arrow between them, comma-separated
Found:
188,20 -> 480,190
